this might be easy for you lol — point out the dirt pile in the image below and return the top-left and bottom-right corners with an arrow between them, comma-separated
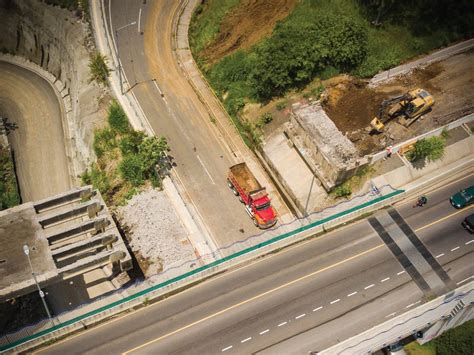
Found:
200,0 -> 297,65
319,50 -> 474,155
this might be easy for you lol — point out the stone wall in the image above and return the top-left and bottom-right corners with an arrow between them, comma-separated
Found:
0,0 -> 108,179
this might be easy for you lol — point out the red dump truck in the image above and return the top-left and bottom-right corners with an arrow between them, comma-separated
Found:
227,162 -> 277,229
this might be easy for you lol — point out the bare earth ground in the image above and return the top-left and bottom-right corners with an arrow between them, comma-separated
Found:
200,0 -> 297,65
245,50 -> 474,154
321,49 -> 474,154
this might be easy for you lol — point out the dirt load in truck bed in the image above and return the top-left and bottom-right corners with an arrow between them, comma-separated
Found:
230,163 -> 261,193
320,49 -> 474,155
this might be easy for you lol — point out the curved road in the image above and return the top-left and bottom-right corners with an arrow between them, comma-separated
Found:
107,0 -> 256,247
0,61 -> 71,202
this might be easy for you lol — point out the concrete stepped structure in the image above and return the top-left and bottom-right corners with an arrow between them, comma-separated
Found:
0,186 -> 132,301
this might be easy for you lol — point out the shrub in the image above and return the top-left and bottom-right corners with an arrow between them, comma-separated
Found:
119,130 -> 146,156
333,184 -> 352,198
108,101 -> 130,134
83,165 -> 110,195
407,136 -> 445,162
93,128 -> 116,158
88,52 -> 110,86
138,136 -> 169,177
119,155 -> 145,186
276,101 -> 287,111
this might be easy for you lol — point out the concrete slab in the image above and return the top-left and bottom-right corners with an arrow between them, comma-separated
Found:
263,130 -> 325,215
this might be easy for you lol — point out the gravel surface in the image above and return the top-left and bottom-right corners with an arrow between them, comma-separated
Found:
117,188 -> 195,277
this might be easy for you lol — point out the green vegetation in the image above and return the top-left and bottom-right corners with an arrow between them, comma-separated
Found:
0,147 -> 20,210
45,0 -> 90,19
332,184 -> 352,198
189,0 -> 240,55
82,102 -> 169,205
404,319 -> 474,355
407,136 -> 446,163
88,52 -> 110,86
108,100 -> 130,134
190,0 -> 473,147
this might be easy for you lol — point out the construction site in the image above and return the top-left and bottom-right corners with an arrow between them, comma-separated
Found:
261,46 -> 474,215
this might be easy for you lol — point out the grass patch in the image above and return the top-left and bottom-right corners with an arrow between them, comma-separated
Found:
0,147 -> 20,210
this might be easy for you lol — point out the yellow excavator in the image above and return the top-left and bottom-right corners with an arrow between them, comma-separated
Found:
370,88 -> 434,133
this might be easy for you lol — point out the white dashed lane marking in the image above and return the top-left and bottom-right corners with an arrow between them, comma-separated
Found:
222,345 -> 233,352
241,337 -> 252,343
364,284 -> 375,290
313,306 -> 323,312
347,291 -> 357,297
295,314 -> 306,320
259,329 -> 269,335
380,277 -> 390,283
330,299 -> 340,305
436,253 -> 445,258
278,322 -> 287,327
451,246 -> 460,252
466,240 -> 474,245
385,312 -> 396,318
397,271 -> 406,275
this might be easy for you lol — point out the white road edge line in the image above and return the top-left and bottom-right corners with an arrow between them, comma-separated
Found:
381,277 -> 390,283
241,337 -> 252,343
397,271 -> 406,275
330,299 -> 340,305
197,155 -> 216,184
466,240 -> 474,245
364,284 -> 375,290
451,246 -> 460,252
457,276 -> 473,285
278,322 -> 287,327
295,314 -> 306,320
347,291 -> 357,297
436,253 -> 445,258
222,345 -> 233,352
313,306 -> 323,312
259,329 -> 269,335
138,8 -> 142,33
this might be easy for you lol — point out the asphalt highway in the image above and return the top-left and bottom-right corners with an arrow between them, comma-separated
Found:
106,0 -> 256,247
37,171 -> 474,354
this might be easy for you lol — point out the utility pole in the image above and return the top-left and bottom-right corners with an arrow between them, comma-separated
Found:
114,21 -> 137,94
23,245 -> 54,325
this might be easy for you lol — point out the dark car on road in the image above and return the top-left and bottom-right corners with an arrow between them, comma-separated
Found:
462,214 -> 474,233
450,185 -> 474,209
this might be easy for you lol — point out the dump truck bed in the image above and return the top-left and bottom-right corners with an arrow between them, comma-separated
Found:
229,163 -> 261,193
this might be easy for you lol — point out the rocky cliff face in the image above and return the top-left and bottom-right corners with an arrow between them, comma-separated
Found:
0,0 -> 108,178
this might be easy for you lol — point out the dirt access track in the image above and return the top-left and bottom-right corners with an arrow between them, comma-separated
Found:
321,49 -> 474,155
200,0 -> 297,65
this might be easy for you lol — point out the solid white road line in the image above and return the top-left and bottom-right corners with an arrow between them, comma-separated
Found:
295,313 -> 306,320
278,322 -> 287,327
457,276 -> 473,285
241,337 -> 252,343
364,284 -> 375,290
436,253 -> 445,258
222,345 -> 233,352
347,291 -> 357,297
451,246 -> 460,252
259,329 -> 269,335
197,155 -> 216,184
330,299 -> 340,305
313,306 -> 323,312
